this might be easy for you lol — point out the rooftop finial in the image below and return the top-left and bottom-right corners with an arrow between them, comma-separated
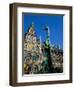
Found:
32,22 -> 34,28
44,25 -> 50,37
47,26 -> 50,37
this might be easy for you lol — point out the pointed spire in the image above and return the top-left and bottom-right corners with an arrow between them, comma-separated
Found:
44,25 -> 51,48
46,26 -> 50,37
59,45 -> 60,49
39,36 -> 42,44
32,22 -> 34,28
39,36 -> 42,53
28,22 -> 35,35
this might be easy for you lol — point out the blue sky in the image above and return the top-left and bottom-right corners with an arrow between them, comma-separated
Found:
23,13 -> 63,49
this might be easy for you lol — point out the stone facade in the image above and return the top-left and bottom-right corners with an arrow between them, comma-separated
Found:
24,23 -> 44,74
50,46 -> 63,73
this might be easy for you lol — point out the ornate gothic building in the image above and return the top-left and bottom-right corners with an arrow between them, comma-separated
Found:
23,23 -> 63,74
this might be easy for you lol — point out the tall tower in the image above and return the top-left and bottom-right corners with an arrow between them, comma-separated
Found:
45,26 -> 50,47
43,25 -> 53,73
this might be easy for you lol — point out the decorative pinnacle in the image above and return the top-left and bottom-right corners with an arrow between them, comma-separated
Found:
44,25 -> 50,37
46,26 -> 50,37
32,22 -> 34,28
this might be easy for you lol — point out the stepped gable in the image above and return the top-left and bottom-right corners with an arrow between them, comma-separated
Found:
23,23 -> 44,74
